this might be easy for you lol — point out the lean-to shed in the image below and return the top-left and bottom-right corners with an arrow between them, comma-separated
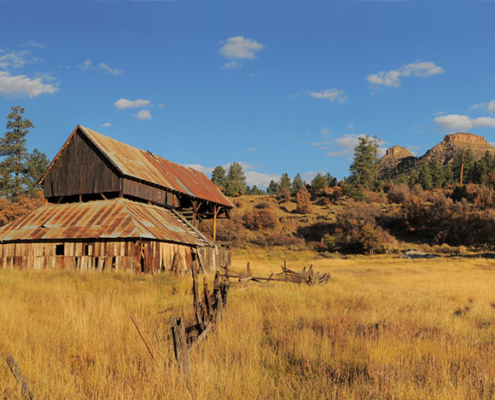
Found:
0,126 -> 233,273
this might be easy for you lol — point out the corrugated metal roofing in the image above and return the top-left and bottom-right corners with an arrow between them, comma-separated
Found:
40,126 -> 234,208
0,198 -> 213,246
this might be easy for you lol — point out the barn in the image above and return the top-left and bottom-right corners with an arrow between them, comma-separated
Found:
0,125 -> 233,273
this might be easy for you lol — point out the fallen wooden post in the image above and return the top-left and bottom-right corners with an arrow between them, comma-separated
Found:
6,355 -> 34,400
131,315 -> 161,365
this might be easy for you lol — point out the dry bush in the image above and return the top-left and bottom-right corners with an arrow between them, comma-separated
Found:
324,186 -> 343,200
0,192 -> 45,227
296,187 -> 312,214
331,201 -> 396,254
251,232 -> 304,248
387,183 -> 410,205
255,201 -> 272,210
279,188 -> 291,203
242,209 -> 279,230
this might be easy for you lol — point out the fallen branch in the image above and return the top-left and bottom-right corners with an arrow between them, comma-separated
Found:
6,355 -> 34,400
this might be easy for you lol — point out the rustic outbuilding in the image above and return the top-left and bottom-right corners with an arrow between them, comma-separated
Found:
0,125 -> 233,273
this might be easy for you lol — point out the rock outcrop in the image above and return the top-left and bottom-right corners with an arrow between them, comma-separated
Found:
377,146 -> 417,179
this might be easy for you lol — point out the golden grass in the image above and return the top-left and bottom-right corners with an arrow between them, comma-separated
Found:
2,252 -> 495,398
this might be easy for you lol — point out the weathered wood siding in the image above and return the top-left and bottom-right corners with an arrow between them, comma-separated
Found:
44,132 -> 121,198
0,240 -> 198,273
123,179 -> 181,207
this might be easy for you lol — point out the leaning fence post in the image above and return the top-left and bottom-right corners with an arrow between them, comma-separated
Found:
6,355 -> 33,400
170,316 -> 191,376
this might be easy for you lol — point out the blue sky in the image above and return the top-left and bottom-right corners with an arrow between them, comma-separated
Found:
1,0 -> 495,187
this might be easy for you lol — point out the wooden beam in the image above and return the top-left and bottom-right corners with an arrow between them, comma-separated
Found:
213,205 -> 218,241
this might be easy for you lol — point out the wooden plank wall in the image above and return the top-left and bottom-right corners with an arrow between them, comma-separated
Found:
123,179 -> 181,208
0,240 -> 198,274
44,132 -> 120,198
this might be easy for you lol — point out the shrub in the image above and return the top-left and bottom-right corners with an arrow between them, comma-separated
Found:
296,186 -> 312,214
255,201 -> 272,210
387,183 -> 410,205
242,209 -> 278,230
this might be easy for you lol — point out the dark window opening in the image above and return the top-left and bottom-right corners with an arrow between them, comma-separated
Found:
55,244 -> 64,256
75,256 -> 79,268
84,244 -> 90,256
112,257 -> 116,270
95,257 -> 99,269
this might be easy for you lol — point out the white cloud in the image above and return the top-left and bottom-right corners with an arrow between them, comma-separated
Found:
22,41 -> 45,48
79,59 -> 92,70
156,103 -> 166,108
247,147 -> 257,152
222,61 -> 242,69
98,62 -> 123,75
310,89 -> 349,103
347,124 -> 354,131
101,123 -> 111,128
135,109 -> 152,120
326,133 -> 386,157
115,98 -> 151,109
0,50 -> 30,69
219,36 -> 265,60
367,61 -> 444,88
79,59 -> 123,74
311,141 -> 331,150
320,128 -> 332,138
434,114 -> 495,132
0,71 -> 58,98
470,100 -> 495,114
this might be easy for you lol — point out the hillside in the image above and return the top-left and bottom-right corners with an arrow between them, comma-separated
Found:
377,132 -> 495,180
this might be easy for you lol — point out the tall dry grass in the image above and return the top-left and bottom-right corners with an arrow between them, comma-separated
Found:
2,253 -> 495,398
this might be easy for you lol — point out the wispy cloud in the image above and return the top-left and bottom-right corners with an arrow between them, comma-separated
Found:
470,100 -> 495,114
0,71 -> 58,98
101,123 -> 111,128
367,61 -> 444,88
320,128 -> 332,138
247,147 -> 257,152
0,50 -> 30,69
222,60 -> 242,69
326,133 -> 386,157
21,41 -> 46,49
115,98 -> 151,109
135,109 -> 152,120
309,89 -> 349,103
219,36 -> 265,60
434,114 -> 495,132
79,59 -> 123,75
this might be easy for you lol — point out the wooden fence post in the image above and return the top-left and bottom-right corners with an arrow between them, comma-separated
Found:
170,316 -> 191,376
6,355 -> 33,400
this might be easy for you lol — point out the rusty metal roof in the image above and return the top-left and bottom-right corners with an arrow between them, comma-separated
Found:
40,126 -> 234,208
0,198 -> 213,246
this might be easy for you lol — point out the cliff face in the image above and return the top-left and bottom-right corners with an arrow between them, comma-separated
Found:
377,132 -> 495,180
421,132 -> 495,165
377,146 -> 416,179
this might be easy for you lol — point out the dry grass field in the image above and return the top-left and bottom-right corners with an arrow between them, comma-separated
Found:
2,250 -> 495,399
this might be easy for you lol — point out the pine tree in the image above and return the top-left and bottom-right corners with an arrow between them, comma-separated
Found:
473,151 -> 493,185
291,173 -> 304,195
296,186 -> 312,214
279,173 -> 291,193
429,159 -> 444,188
225,162 -> 246,196
311,173 -> 328,194
26,148 -> 49,195
0,106 -> 35,201
211,166 -> 227,189
349,135 -> 380,190
326,172 -> 337,187
418,163 -> 433,190
267,180 -> 280,195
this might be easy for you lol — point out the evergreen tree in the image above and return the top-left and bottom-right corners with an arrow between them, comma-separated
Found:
418,163 -> 433,190
267,180 -> 280,195
326,172 -> 337,187
443,164 -> 454,186
26,148 -> 49,195
473,151 -> 493,185
279,173 -> 291,192
291,173 -> 304,195
250,185 -> 264,195
211,166 -> 227,189
349,135 -> 380,190
429,159 -> 444,188
225,162 -> 246,196
311,173 -> 328,194
453,148 -> 475,184
0,106 -> 37,201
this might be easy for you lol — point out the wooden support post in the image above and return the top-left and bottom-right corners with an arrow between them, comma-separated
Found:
130,315 -> 161,364
213,205 -> 218,241
6,355 -> 33,400
170,316 -> 191,375
203,277 -> 212,319
191,260 -> 204,329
